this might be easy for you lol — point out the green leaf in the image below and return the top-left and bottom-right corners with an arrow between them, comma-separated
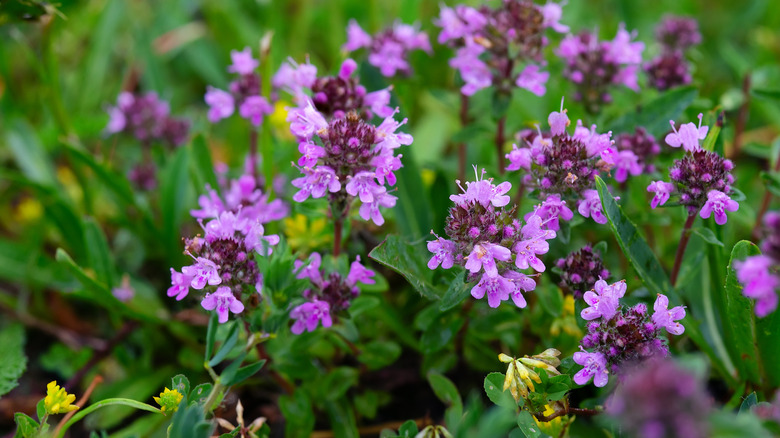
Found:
0,324 -> 27,397
757,288 -> 780,388
739,392 -> 758,414
160,146 -> 191,261
702,113 -> 723,152
190,135 -> 219,192
393,150 -> 432,239
189,383 -> 213,405
752,88 -> 780,101
279,391 -> 314,438
321,367 -> 359,401
205,312 -> 218,361
369,235 -> 440,300
36,399 -> 46,422
492,90 -> 512,119
14,413 -> 38,438
348,295 -> 380,318
427,371 -> 463,412
692,227 -> 725,247
223,360 -> 266,387
594,177 -> 673,298
64,144 -> 136,207
484,372 -> 517,409
55,248 -> 122,312
723,241 -> 761,385
608,86 -> 698,137
515,411 -> 543,438
6,119 -> 56,187
325,398 -> 359,438
83,217 -> 115,289
358,340 -> 402,370
171,375 -> 190,398
208,322 -> 240,367
168,400 -> 213,438
397,420 -> 419,437
218,352 -> 247,387
438,270 -> 471,311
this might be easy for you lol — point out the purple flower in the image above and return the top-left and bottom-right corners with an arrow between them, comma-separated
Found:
506,144 -> 532,171
291,166 -> 341,202
375,110 -> 414,151
735,255 -> 780,317
364,89 -> 394,118
700,190 -> 738,225
182,257 -> 222,289
434,4 -> 487,44
505,270 -> 536,308
343,19 -> 372,51
614,150 -> 642,183
346,171 -> 380,203
665,113 -> 708,152
205,87 -> 235,123
347,255 -> 375,286
647,180 -> 675,209
540,1 -> 569,33
582,279 -> 626,321
465,243 -> 512,277
450,168 -> 512,208
515,64 -> 549,96
526,195 -> 574,231
470,273 -> 514,308
238,95 -> 273,126
295,253 -> 323,286
201,286 -> 245,323
607,25 -> 645,65
651,294 -> 686,335
449,37 -> 491,96
105,106 -> 126,134
112,277 -> 135,302
227,47 -> 259,75
513,236 -> 549,272
427,237 -> 456,270
577,189 -> 607,224
288,101 -> 328,139
548,102 -> 570,136
573,350 -> 609,387
244,222 -> 280,256
297,141 -> 326,168
290,299 -> 332,334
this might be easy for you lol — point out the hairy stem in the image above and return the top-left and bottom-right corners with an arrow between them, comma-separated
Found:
334,217 -> 343,258
670,213 -> 697,286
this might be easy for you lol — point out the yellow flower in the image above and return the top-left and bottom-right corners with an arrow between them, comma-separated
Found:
498,349 -> 562,403
283,214 -> 331,251
154,387 -> 183,415
534,403 -> 571,437
44,381 -> 79,414
550,295 -> 583,337
269,101 -> 293,140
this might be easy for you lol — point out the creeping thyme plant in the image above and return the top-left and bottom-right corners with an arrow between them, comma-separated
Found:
5,1 -> 780,437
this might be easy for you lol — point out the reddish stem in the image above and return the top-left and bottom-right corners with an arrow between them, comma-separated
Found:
458,93 -> 470,183
333,217 -> 343,258
734,73 -> 751,155
670,213 -> 697,286
496,116 -> 506,175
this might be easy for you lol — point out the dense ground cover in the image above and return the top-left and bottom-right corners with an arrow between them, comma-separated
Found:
1,0 -> 780,437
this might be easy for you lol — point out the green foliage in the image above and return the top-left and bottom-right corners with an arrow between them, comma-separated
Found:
0,324 -> 27,398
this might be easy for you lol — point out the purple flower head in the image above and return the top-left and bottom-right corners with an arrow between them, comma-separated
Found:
506,144 -> 533,171
201,286 -> 245,323
514,233 -> 550,272
106,92 -> 188,147
449,37 -> 491,96
239,95 -> 273,126
504,270 -> 536,308
647,180 -> 675,209
273,57 -> 317,102
450,167 -> 512,208
227,47 -> 260,75
345,171 -> 380,203
290,299 -> 333,334
358,190 -> 397,226
343,19 -> 372,51
297,141 -> 326,168
291,166 -> 341,202
427,236 -> 457,270
573,349 -> 609,387
582,279 -> 625,321
470,273 -> 513,308
700,190 -> 738,225
556,245 -> 610,299
288,101 -> 329,139
465,242 -> 512,277
295,253 -> 323,286
735,255 -> 780,317
651,294 -> 686,335
205,87 -> 235,123
607,24 -> 645,65
665,113 -> 708,152
112,282 -> 134,302
645,51 -> 692,91
526,195 -> 574,231
244,222 -> 280,256
655,16 -> 702,51
434,4 -> 487,44
614,150 -> 642,183
515,64 -> 549,96
182,257 -> 222,289
578,189 -> 608,224
347,255 -> 376,286
105,106 -> 126,134
540,1 -> 568,33
616,127 -> 660,174
548,99 -> 570,136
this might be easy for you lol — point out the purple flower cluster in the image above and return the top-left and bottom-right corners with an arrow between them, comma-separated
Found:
555,245 -> 610,299
288,101 -> 410,226
506,101 -> 615,225
646,115 -> 738,224
645,16 -> 701,91
613,127 -> 661,182
556,25 -> 644,113
427,169 -> 556,309
274,58 -> 393,121
106,92 -> 190,147
168,174 -> 287,323
574,279 -> 685,387
606,359 -> 712,438
734,212 -> 780,317
204,47 -> 273,126
290,253 -> 375,334
434,0 -> 567,96
343,20 -> 431,77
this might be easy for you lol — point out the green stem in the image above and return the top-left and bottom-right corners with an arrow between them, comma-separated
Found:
201,381 -> 223,415
701,256 -> 737,379
56,399 -> 160,438
670,213 -> 696,286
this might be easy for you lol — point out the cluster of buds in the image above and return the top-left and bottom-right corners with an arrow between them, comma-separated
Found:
44,381 -> 79,415
289,253 -> 375,334
343,19 -> 431,77
498,349 -> 561,402
427,169 -> 556,308
288,101 -> 411,226
645,16 -> 701,91
555,245 -> 610,298
647,114 -> 738,224
556,25 -> 644,113
434,0 -> 568,96
168,175 -> 286,323
205,47 -> 274,126
274,58 -> 393,120
506,101 -> 615,225
154,387 -> 184,416
574,279 -> 685,387
606,359 -> 712,438
613,127 -> 661,182
734,211 -> 780,317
